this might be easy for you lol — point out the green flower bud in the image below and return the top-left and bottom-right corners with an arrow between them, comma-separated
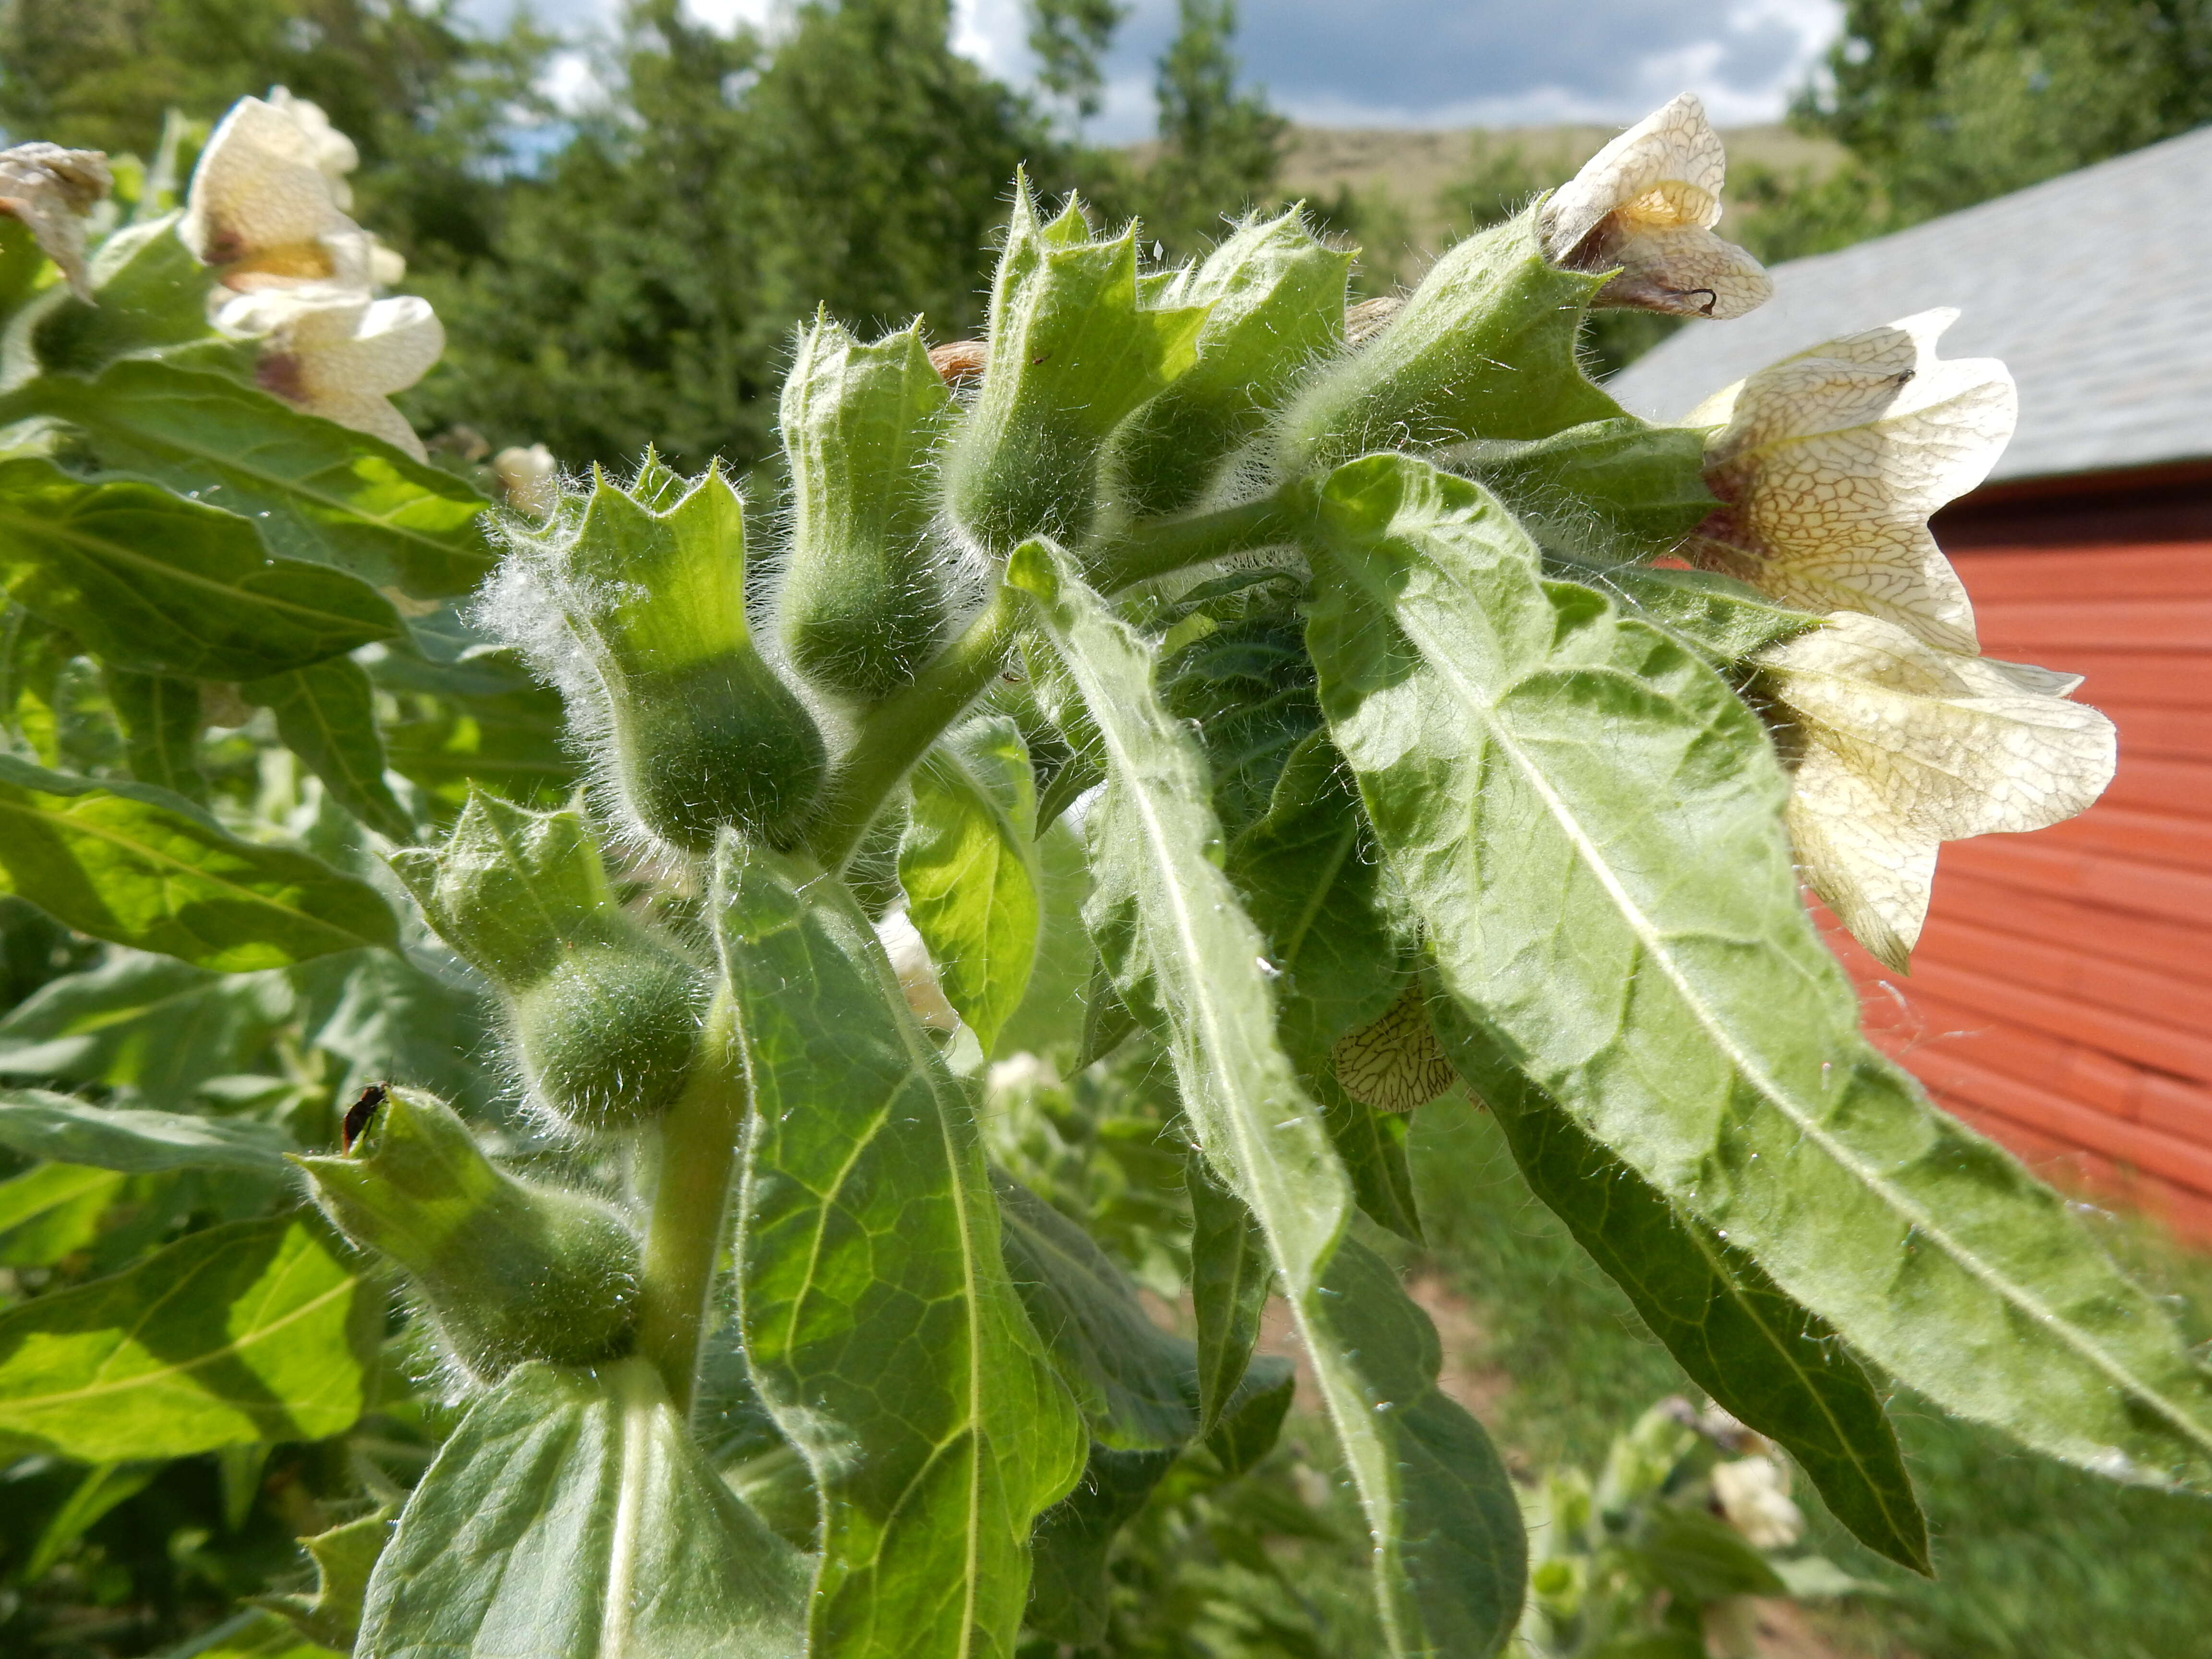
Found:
1276,206 -> 1618,475
942,181 -> 1208,558
605,653 -> 825,853
392,789 -> 619,992
1105,210 -> 1351,522
512,943 -> 709,1133
396,792 -> 714,1134
515,462 -> 827,851
777,316 -> 954,700
296,1086 -> 639,1379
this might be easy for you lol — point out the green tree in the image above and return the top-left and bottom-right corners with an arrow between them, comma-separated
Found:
1027,0 -> 1127,123
1802,0 -> 2212,221
413,0 -> 1080,474
1141,0 -> 1284,255
0,0 -> 544,263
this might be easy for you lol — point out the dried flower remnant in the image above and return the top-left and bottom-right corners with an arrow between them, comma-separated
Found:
1688,310 -> 2013,656
0,144 -> 113,301
1331,985 -> 1457,1112
495,444 -> 562,517
217,287 -> 444,460
1538,94 -> 1772,319
1758,611 -> 2115,971
1711,1455 -> 1805,1551
928,338 -> 988,389
181,92 -> 401,293
1343,295 -> 1402,346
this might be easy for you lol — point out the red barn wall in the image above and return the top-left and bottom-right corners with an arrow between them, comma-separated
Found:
1829,464 -> 2212,1244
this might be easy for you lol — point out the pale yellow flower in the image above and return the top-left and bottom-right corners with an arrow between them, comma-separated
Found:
0,143 -> 112,301
1538,94 -> 1772,320
875,908 -> 961,1033
216,287 -> 443,460
1689,309 -> 2013,655
266,86 -> 360,207
494,444 -> 562,517
1711,1455 -> 1804,1551
181,93 -> 401,292
1760,611 -> 2116,970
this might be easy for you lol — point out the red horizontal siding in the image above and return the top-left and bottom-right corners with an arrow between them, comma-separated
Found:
1908,921 -> 2212,1063
1960,544 -> 2210,600
2001,651 -> 2212,706
1825,528 -> 2212,1245
2034,802 -> 2212,869
1931,868 -> 2212,986
1974,599 -> 2212,650
2077,705 -> 2212,759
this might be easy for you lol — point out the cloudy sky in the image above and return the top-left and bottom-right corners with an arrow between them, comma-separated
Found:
498,0 -> 1845,141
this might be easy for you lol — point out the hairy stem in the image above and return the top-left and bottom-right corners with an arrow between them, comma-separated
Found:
802,582 -> 1029,872
1082,489 -> 1303,594
800,487 -> 1312,873
634,991 -> 745,1418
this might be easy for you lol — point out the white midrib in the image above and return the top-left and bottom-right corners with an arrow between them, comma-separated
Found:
1396,588 -> 2212,1457
599,1367 -> 652,1659
1069,596 -> 1421,1654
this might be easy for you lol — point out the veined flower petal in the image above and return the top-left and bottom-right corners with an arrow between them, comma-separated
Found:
268,86 -> 360,208
0,143 -> 112,301
218,286 -> 441,459
1690,310 -> 2015,655
1538,94 -> 1772,319
1759,611 -> 2116,969
182,96 -> 356,273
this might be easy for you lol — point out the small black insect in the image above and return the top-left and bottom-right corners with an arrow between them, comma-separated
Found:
342,1083 -> 389,1153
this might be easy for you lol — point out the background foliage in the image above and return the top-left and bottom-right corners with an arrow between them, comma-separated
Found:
0,4 -> 2207,1656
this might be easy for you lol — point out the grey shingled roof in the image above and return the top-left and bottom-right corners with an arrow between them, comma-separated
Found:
1606,123 -> 2212,482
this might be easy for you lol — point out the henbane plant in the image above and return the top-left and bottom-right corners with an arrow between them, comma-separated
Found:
0,84 -> 2194,1659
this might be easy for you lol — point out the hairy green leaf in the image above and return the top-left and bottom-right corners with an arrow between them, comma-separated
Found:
0,950 -> 294,1103
714,839 -> 1086,1659
0,457 -> 403,680
994,1168 -> 1195,1451
1302,452 -> 2212,1491
1185,1156 -> 1268,1436
1443,416 -> 1715,564
1444,1034 -> 1929,1572
356,1358 -> 806,1659
1024,1444 -> 1176,1648
243,658 -> 415,842
14,361 -> 496,600
1217,729 -> 1423,1241
0,1162 -> 124,1266
1222,731 -> 1395,1060
900,715 -> 1041,1054
374,645 -> 577,815
0,1088 -> 292,1173
6,216 -> 217,381
1010,537 -> 1527,1659
1564,563 -> 1815,670
102,667 -> 207,801
0,1214 -> 377,1460
253,1505 -> 395,1651
0,754 -> 398,969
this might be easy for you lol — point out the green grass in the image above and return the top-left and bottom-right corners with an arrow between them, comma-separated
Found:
1405,1105 -> 2212,1659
